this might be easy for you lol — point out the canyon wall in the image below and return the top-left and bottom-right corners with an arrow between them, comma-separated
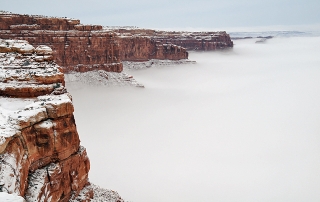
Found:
107,27 -> 233,55
0,11 -> 191,72
0,39 -> 92,201
153,30 -> 233,51
118,36 -> 188,61
1,11 -> 233,69
0,11 -> 123,73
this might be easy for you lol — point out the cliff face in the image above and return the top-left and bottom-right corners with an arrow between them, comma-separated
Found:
0,11 -> 122,73
152,30 -> 233,51
118,36 -> 188,61
0,39 -> 92,201
107,27 -> 233,55
0,11 -> 191,71
0,11 -> 234,68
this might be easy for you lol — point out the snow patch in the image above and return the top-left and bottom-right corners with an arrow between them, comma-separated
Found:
0,153 -> 25,195
65,70 -> 144,87
123,59 -> 195,70
0,192 -> 25,202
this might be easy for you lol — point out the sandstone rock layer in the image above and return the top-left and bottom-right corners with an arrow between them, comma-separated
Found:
1,11 -> 234,70
0,11 -> 122,73
107,27 -> 233,57
0,39 -> 92,201
0,11 -> 191,72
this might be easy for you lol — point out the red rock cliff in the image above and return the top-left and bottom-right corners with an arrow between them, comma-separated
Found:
0,39 -> 92,201
0,11 -> 122,73
107,27 -> 233,54
118,36 -> 188,61
153,30 -> 233,51
0,11 -> 191,71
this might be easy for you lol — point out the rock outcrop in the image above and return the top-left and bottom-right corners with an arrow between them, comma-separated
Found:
0,11 -> 123,73
153,30 -> 233,51
0,11 -> 191,72
106,27 -> 233,54
117,36 -> 188,61
0,11 -> 234,69
0,39 -> 92,201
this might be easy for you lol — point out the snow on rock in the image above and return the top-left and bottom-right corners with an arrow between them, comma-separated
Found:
0,39 -> 92,201
37,93 -> 74,118
123,59 -> 196,70
35,45 -> 52,56
65,59 -> 196,88
0,138 -> 28,195
65,70 -> 145,88
0,39 -> 64,98
25,147 -> 90,202
0,12 -> 123,73
0,39 -> 35,55
91,184 -> 125,202
0,192 -> 26,202
70,184 -> 124,202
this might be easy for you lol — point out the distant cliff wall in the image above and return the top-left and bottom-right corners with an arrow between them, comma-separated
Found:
0,11 -> 233,73
0,12 -> 191,71
118,36 -> 188,61
153,31 -> 233,51
108,28 -> 233,53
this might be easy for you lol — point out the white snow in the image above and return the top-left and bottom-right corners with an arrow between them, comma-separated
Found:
0,192 -> 25,202
24,166 -> 47,202
0,38 -> 69,137
35,45 -> 52,55
0,152 -> 26,195
0,39 -> 34,53
70,184 -> 124,202
123,59 -> 195,70
35,119 -> 53,129
0,98 -> 35,139
38,93 -> 72,106
65,70 -> 144,87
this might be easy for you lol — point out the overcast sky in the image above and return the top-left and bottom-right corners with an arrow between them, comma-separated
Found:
1,0 -> 320,31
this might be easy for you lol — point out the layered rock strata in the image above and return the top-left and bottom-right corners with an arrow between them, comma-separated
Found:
0,39 -> 92,201
117,36 -> 188,61
153,30 -> 233,51
0,11 -> 191,72
0,11 -> 122,73
106,27 -> 233,53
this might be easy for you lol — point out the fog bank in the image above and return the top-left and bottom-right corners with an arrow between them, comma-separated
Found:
67,37 -> 320,202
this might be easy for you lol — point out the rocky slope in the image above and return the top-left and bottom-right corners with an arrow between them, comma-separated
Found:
0,39 -> 124,202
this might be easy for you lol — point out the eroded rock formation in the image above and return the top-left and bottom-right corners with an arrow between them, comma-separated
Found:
106,27 -> 233,54
0,39 -> 92,201
117,36 -> 188,61
153,30 -> 233,51
0,11 -> 122,73
0,11 -> 191,72
0,11 -> 233,69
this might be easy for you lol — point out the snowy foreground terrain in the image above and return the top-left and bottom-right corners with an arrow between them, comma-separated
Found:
67,35 -> 320,202
0,39 -> 124,201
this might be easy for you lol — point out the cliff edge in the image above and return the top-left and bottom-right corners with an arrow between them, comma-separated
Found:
0,39 -> 123,201
0,11 -> 190,73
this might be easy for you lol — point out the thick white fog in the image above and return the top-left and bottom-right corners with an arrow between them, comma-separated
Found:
66,37 -> 320,202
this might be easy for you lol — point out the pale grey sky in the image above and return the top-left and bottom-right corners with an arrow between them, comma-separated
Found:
1,0 -> 320,30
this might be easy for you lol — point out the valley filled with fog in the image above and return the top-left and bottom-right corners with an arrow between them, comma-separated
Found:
66,36 -> 320,202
